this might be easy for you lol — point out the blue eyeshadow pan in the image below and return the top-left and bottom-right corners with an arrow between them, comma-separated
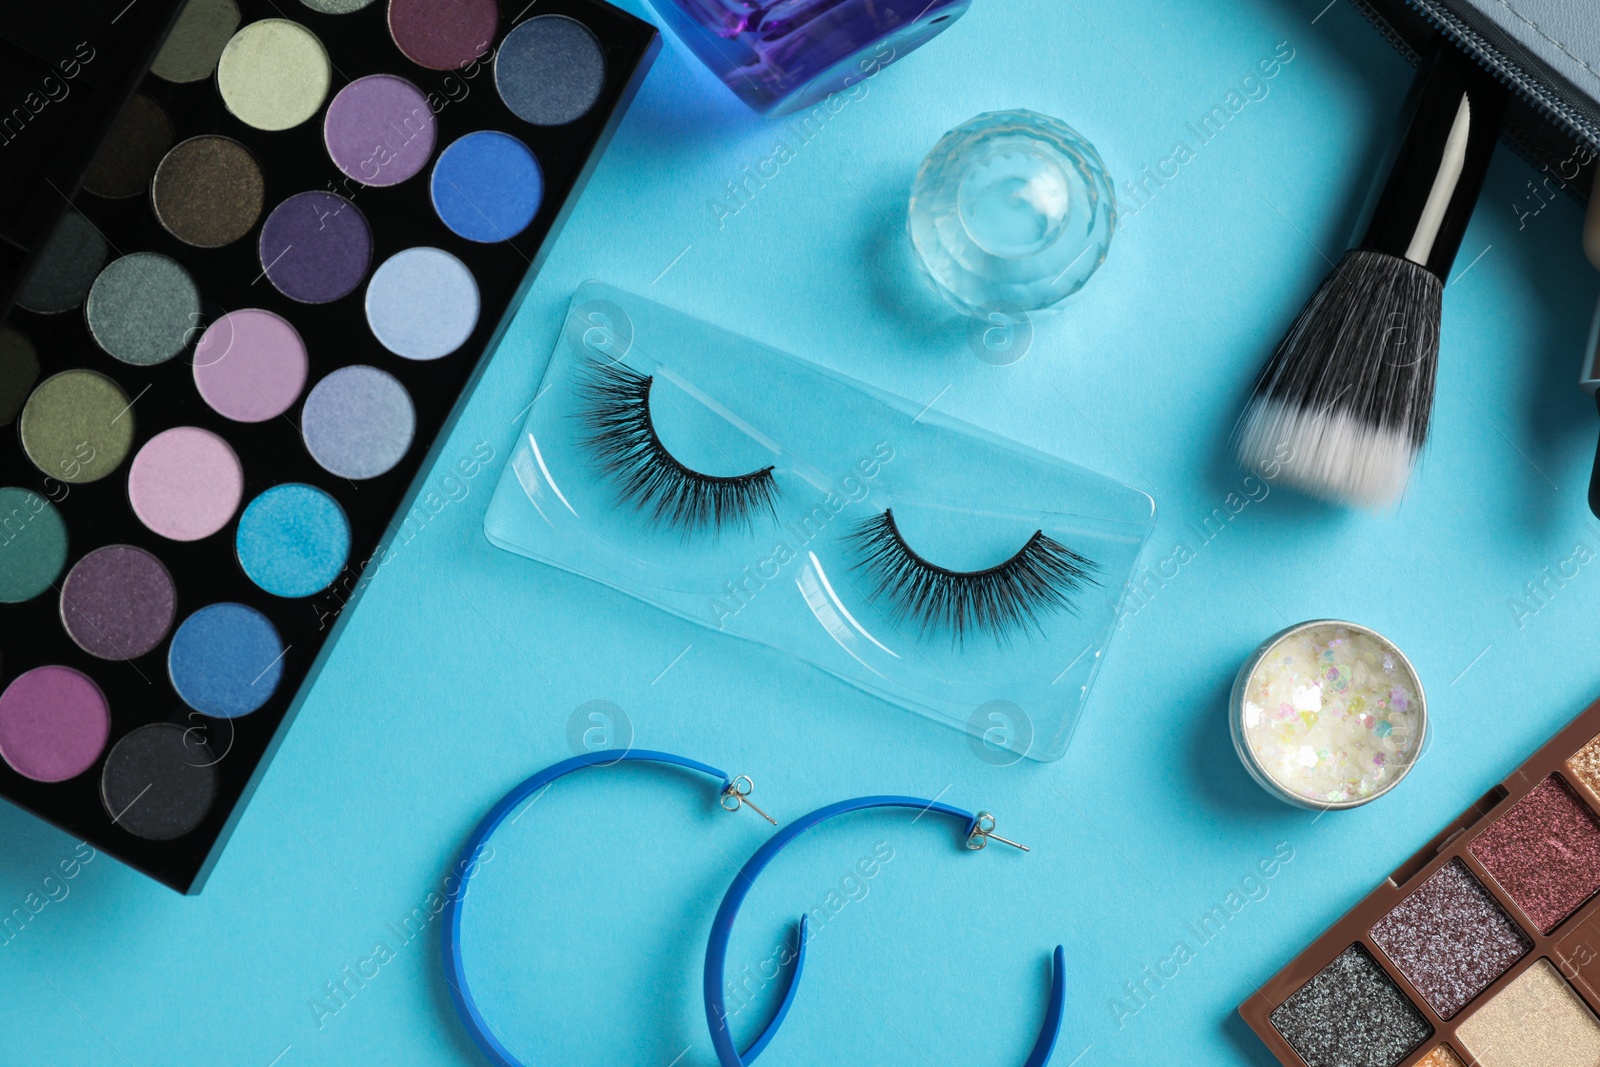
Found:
429,130 -> 543,243
168,603 -> 286,718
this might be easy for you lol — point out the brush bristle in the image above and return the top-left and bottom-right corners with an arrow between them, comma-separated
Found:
1236,399 -> 1417,507
1234,248 -> 1442,508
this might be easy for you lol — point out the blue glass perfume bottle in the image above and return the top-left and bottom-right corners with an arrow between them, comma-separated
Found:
647,0 -> 971,115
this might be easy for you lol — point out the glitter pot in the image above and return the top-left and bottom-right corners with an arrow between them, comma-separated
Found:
1230,619 -> 1427,810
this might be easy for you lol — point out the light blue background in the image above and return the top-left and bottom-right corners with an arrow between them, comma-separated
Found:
5,0 -> 1600,1064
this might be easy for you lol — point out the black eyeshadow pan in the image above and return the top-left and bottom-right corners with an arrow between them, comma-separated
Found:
101,723 -> 218,840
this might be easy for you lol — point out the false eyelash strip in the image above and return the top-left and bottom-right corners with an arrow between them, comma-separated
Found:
845,509 -> 1100,643
574,360 -> 779,534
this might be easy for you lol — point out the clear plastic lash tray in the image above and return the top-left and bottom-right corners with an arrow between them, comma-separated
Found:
484,283 -> 1156,761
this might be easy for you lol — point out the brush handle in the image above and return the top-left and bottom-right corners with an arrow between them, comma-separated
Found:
1585,295 -> 1600,519
1359,40 -> 1508,280
1590,393 -> 1600,521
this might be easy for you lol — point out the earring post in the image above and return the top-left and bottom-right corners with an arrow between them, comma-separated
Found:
980,829 -> 1030,851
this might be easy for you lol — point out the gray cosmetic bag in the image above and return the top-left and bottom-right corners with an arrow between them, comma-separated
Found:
1355,0 -> 1600,199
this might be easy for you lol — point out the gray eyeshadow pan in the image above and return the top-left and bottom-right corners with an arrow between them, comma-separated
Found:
494,15 -> 606,126
1370,858 -> 1530,1019
1270,944 -> 1432,1067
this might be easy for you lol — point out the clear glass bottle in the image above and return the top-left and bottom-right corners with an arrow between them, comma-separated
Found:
647,0 -> 971,115
909,110 -> 1116,317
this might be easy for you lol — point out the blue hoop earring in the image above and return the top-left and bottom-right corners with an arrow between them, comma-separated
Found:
703,796 -> 1066,1067
441,749 -> 799,1067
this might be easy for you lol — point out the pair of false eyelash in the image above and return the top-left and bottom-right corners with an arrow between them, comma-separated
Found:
575,361 -> 1100,642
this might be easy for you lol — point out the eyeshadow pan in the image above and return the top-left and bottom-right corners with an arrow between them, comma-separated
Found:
1456,958 -> 1600,1067
168,603 -> 285,718
128,427 -> 244,542
1370,858 -> 1531,1018
430,130 -> 543,242
0,487 -> 68,604
1568,731 -> 1600,797
193,309 -> 310,422
1269,944 -> 1431,1067
365,247 -> 479,360
19,369 -> 136,484
235,484 -> 351,598
101,724 -> 217,841
0,327 -> 41,425
388,0 -> 500,70
60,545 -> 177,661
15,210 -> 107,314
85,252 -> 202,365
301,365 -> 415,479
323,74 -> 436,187
0,667 -> 110,782
1415,1048 -> 1466,1067
1471,775 -> 1600,933
259,192 -> 372,303
495,15 -> 606,126
82,94 -> 175,199
217,19 -> 332,132
152,135 -> 265,249
151,0 -> 242,83
301,0 -> 377,10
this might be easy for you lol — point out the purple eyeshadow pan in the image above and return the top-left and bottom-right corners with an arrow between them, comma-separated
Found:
1370,858 -> 1531,1018
60,545 -> 178,661
258,191 -> 372,303
0,666 -> 111,782
324,74 -> 436,186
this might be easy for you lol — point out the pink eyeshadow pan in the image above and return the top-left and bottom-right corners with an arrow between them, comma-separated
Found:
0,666 -> 111,781
192,309 -> 309,422
1471,775 -> 1600,933
1370,858 -> 1530,1018
128,426 -> 244,541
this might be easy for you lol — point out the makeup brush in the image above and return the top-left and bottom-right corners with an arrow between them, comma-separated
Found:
1235,41 -> 1508,507
1580,171 -> 1600,520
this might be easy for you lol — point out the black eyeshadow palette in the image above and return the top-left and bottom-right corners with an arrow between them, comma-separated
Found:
0,0 -> 658,892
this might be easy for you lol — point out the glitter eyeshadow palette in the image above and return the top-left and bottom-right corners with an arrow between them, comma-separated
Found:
0,0 -> 658,892
1241,694 -> 1600,1067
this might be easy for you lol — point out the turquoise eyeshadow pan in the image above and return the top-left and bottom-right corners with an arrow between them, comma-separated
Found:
0,488 -> 68,603
168,603 -> 286,717
235,484 -> 350,597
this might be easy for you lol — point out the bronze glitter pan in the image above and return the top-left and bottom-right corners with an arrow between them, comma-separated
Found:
1242,694 -> 1600,1067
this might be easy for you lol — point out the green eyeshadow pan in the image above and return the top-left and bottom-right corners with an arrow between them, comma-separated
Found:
19,370 -> 136,484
